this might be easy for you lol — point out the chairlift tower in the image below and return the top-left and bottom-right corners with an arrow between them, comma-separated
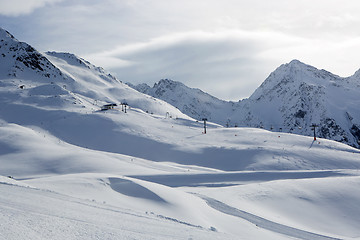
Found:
311,124 -> 319,141
121,102 -> 128,113
202,118 -> 208,134
123,102 -> 128,113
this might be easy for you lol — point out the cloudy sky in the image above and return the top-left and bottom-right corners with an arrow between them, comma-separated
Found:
1,0 -> 360,100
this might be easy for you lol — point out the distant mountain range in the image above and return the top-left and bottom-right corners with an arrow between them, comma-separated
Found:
129,61 -> 360,149
1,26 -> 359,149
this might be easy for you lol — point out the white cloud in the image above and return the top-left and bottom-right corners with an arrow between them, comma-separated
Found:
85,29 -> 360,100
0,0 -> 63,17
85,30 -> 303,100
3,0 -> 360,100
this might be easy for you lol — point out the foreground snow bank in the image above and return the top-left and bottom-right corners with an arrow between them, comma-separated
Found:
189,174 -> 360,239
0,183 -> 234,240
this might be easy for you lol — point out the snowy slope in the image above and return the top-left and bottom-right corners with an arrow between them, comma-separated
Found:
2,119 -> 359,239
130,61 -> 360,148
2,27 -> 360,240
0,27 -> 189,119
0,177 -> 241,240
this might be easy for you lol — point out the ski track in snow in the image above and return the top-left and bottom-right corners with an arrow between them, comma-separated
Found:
199,195 -> 342,240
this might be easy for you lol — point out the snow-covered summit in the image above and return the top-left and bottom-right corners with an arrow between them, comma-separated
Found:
348,68 -> 360,82
0,27 -> 16,40
129,79 -> 233,122
249,59 -> 341,100
46,51 -> 119,83
0,27 -> 64,81
244,59 -> 360,148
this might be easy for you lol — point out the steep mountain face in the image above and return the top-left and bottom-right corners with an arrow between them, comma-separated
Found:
130,61 -> 360,148
243,60 -> 360,148
0,27 -> 188,119
0,28 -> 65,81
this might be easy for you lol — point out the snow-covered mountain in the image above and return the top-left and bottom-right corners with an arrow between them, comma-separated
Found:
0,28 -> 64,81
0,27 -> 188,119
2,27 -> 360,240
244,60 -> 360,148
129,61 -> 360,148
128,79 -> 236,123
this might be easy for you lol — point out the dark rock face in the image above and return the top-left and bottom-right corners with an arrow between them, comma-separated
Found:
320,118 -> 348,143
16,45 -> 46,72
295,110 -> 307,119
350,124 -> 360,146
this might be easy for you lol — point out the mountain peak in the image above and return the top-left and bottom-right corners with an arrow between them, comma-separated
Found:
45,51 -> 120,84
250,60 -> 340,101
0,28 -> 64,80
45,51 -> 93,71
351,68 -> 360,79
280,59 -> 316,72
280,59 -> 339,79
0,27 -> 17,41
273,59 -> 315,77
154,78 -> 184,88
288,59 -> 304,65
